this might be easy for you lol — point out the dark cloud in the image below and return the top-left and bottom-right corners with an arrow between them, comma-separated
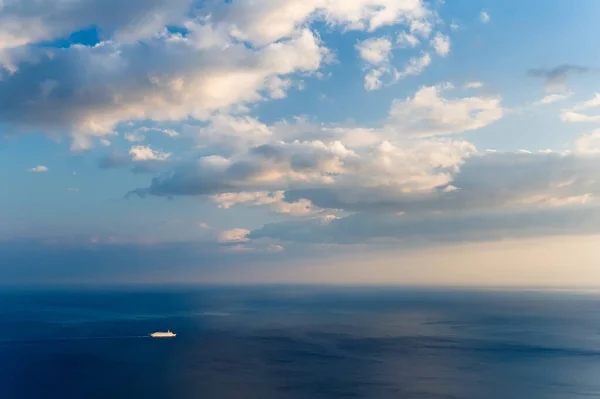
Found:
97,153 -> 131,169
0,239 -> 289,284
528,64 -> 590,92
250,205 -> 600,245
286,151 -> 600,213
129,141 -> 356,197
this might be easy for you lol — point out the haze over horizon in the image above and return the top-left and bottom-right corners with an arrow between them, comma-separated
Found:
2,0 -> 600,286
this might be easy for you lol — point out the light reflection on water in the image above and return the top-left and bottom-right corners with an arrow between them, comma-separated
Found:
1,286 -> 600,398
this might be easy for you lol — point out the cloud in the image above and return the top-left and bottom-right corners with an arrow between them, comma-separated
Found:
356,37 -> 393,65
282,149 -> 600,216
217,0 -> 432,46
0,26 -> 326,149
243,146 -> 600,247
364,68 -> 385,91
129,145 -> 171,161
574,129 -> 600,154
124,132 -> 146,143
430,33 -> 450,57
218,228 -> 250,243
385,84 -> 503,137
463,82 -> 483,89
393,52 -> 431,81
98,145 -> 171,173
0,0 -> 195,52
479,11 -> 490,24
560,93 -> 600,122
129,137 -> 476,202
528,65 -> 589,93
251,205 -> 600,245
396,32 -> 420,48
536,93 -> 571,105
28,165 -> 48,172
210,191 -> 321,216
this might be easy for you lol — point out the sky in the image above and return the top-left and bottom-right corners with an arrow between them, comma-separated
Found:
2,0 -> 600,286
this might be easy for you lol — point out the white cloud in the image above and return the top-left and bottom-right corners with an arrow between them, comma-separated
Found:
124,132 -> 146,143
218,228 -> 251,243
560,111 -> 600,123
131,136 -> 476,206
28,165 -> 48,172
480,11 -> 490,24
430,33 -> 450,57
0,0 -> 195,53
409,19 -> 433,38
537,93 -> 571,105
219,0 -> 432,46
396,32 -> 420,48
0,26 -> 326,149
266,244 -> 285,253
464,82 -> 483,89
356,37 -> 393,65
394,52 -> 431,81
575,129 -> 600,154
386,84 -> 503,137
394,53 -> 431,80
129,146 -> 171,161
211,191 -> 321,215
364,68 -> 385,91
560,95 -> 600,122
188,114 -> 272,150
100,139 -> 111,146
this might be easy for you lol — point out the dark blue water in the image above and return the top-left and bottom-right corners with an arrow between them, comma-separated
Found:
2,286 -> 600,398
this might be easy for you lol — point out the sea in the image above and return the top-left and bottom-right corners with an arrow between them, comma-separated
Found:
1,286 -> 600,399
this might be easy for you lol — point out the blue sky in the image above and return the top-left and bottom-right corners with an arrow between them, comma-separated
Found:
2,0 -> 600,285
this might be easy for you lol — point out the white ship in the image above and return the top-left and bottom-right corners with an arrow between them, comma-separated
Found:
150,330 -> 176,338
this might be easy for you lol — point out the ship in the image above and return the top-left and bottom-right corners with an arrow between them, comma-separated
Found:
150,330 -> 176,338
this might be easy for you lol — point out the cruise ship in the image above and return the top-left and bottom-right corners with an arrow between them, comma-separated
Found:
150,330 -> 176,338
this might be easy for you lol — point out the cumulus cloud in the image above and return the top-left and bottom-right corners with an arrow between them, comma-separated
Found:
98,145 -> 171,174
217,0 -> 432,46
0,25 -> 326,149
129,137 -> 476,203
463,82 -> 483,89
0,0 -> 443,143
528,65 -> 589,93
479,11 -> 490,24
356,37 -> 393,65
385,84 -> 503,137
393,52 -> 431,81
251,205 -> 600,245
396,32 -> 420,48
248,147 -> 600,246
218,228 -> 250,243
28,165 -> 48,172
211,191 -> 321,216
0,0 -> 195,52
430,33 -> 450,56
282,149 -> 600,216
575,129 -> 600,154
129,145 -> 171,161
560,93 -> 600,122
364,68 -> 385,91
536,93 -> 571,105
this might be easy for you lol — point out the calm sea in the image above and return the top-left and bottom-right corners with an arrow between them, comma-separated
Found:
1,286 -> 600,398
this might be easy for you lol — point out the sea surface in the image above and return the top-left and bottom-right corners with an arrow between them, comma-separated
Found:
2,286 -> 600,399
